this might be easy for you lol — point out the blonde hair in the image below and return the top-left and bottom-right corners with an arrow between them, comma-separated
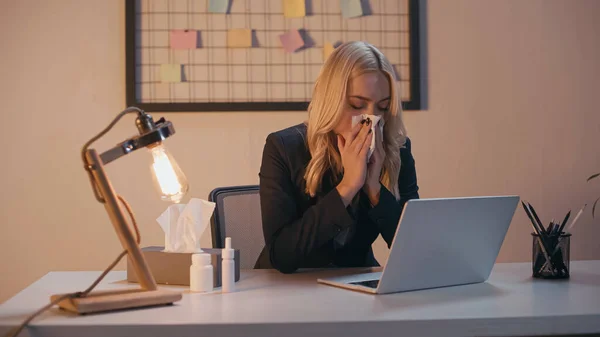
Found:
303,41 -> 407,200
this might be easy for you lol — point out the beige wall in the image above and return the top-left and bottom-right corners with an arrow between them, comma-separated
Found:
1,0 -> 599,303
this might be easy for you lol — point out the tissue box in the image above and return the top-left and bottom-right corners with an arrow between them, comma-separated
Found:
126,246 -> 240,287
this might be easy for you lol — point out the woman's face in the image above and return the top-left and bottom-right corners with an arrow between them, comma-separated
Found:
335,70 -> 391,137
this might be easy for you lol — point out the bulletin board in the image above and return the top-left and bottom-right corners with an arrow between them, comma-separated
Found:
125,0 -> 421,112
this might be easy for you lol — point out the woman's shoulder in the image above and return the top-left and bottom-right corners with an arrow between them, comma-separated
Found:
267,122 -> 307,142
264,123 -> 308,153
262,123 -> 310,169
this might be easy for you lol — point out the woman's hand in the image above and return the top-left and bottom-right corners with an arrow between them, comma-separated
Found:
363,122 -> 385,206
336,119 -> 373,206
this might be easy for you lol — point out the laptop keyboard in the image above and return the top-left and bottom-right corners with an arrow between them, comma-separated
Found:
349,279 -> 380,288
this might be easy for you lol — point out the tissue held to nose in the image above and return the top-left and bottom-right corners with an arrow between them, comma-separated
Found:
350,114 -> 384,160
149,144 -> 189,203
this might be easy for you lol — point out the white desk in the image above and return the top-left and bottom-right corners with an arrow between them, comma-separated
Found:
1,261 -> 600,337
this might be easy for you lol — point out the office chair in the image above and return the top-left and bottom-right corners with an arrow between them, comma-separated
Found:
208,185 -> 263,269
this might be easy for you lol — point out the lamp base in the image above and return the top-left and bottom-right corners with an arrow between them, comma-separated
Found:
50,288 -> 182,314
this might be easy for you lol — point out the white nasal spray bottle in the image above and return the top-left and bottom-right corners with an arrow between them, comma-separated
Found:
222,237 -> 235,293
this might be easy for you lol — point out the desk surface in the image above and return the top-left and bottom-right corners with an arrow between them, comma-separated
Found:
1,261 -> 600,337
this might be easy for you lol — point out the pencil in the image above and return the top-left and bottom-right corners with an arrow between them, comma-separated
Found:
521,201 -> 553,267
528,202 -> 547,236
566,204 -> 587,233
557,210 -> 571,235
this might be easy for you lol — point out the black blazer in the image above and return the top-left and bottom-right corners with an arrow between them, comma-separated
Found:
254,123 -> 419,273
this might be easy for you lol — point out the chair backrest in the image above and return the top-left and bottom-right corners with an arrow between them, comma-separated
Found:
208,185 -> 263,269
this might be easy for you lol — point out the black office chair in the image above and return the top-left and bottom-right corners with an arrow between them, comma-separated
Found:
208,185 -> 264,269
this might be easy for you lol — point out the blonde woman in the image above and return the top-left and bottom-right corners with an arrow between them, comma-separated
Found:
255,41 -> 419,273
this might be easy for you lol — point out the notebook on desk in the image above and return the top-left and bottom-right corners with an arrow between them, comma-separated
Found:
317,195 -> 520,294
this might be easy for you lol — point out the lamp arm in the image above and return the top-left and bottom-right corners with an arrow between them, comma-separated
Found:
80,106 -> 159,291
81,107 -> 144,203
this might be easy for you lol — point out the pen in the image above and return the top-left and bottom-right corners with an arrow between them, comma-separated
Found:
547,223 -> 555,235
528,202 -> 547,236
548,218 -> 555,234
525,202 -> 549,242
521,201 -> 553,268
557,210 -> 571,235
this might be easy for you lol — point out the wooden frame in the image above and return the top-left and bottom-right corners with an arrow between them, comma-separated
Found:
125,0 -> 422,112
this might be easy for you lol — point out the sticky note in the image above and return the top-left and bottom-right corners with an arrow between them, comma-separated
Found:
341,0 -> 362,18
209,0 -> 229,13
227,29 -> 252,48
279,29 -> 304,53
160,64 -> 182,83
283,0 -> 305,18
323,42 -> 335,61
170,30 -> 197,49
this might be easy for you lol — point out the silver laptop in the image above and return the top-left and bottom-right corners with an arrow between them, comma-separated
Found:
317,195 -> 519,294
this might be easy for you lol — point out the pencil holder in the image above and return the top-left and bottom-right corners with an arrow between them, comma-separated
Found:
532,233 -> 571,279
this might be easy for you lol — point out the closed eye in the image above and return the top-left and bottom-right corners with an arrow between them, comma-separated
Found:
348,97 -> 366,110
378,98 -> 390,110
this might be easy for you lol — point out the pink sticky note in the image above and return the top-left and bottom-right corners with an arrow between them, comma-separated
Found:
170,30 -> 198,49
279,30 -> 304,53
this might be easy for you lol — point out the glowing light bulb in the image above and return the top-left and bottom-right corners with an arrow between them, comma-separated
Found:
149,144 -> 189,203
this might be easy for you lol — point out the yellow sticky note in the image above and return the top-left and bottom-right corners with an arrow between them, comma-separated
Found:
323,42 -> 335,61
160,64 -> 181,83
283,0 -> 305,18
227,29 -> 252,48
341,0 -> 362,18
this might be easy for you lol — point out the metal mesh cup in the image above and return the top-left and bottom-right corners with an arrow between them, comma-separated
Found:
532,233 -> 571,279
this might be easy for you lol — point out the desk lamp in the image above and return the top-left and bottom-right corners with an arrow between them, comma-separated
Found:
51,106 -> 186,314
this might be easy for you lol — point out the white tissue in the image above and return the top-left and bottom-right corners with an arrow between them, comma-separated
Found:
351,114 -> 384,160
156,198 -> 216,253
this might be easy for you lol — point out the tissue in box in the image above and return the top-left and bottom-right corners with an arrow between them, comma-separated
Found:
126,246 -> 240,287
